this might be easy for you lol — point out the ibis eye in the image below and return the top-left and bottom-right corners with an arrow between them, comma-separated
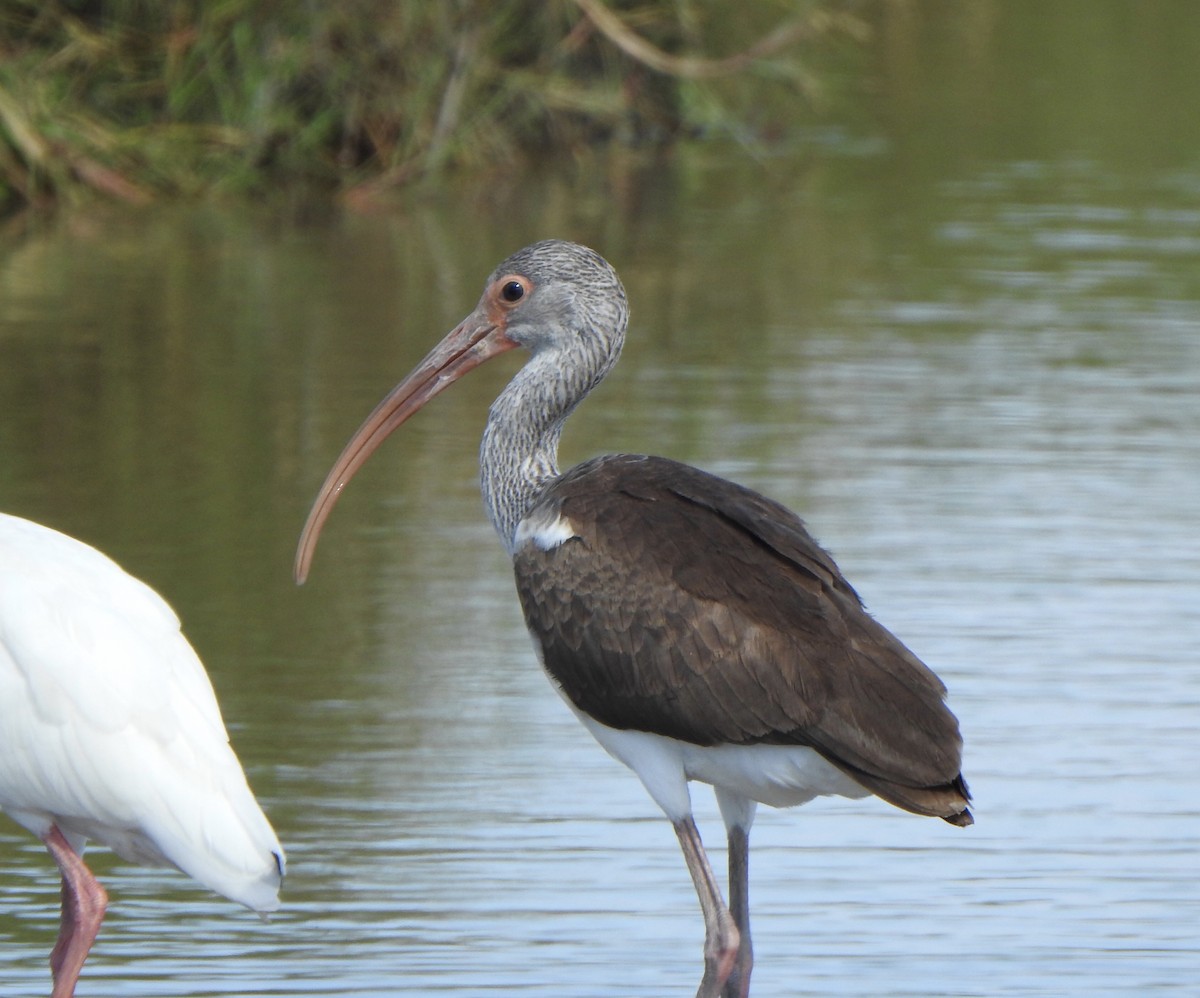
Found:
500,280 -> 525,303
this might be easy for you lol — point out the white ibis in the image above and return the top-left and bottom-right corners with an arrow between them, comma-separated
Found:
295,240 -> 971,998
0,513 -> 284,998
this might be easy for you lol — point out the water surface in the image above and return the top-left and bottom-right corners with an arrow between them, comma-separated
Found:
2,4 -> 1198,995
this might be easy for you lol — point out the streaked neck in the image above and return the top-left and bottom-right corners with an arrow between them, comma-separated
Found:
479,354 -> 569,553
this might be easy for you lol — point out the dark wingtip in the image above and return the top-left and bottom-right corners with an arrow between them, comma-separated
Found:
943,773 -> 973,826
943,807 -> 974,827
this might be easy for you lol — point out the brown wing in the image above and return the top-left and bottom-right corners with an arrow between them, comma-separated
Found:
513,454 -> 971,822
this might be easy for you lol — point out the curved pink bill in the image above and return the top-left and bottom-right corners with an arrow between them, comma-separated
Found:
294,311 -> 518,583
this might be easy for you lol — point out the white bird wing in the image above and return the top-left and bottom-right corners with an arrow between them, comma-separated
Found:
0,513 -> 283,912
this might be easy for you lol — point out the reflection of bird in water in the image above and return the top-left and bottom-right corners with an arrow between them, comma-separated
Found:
0,512 -> 284,998
296,240 -> 971,998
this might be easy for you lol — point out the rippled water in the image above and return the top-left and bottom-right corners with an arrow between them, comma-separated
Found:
3,7 -> 1200,997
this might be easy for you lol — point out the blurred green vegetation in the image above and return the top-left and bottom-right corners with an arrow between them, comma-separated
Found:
0,0 -> 862,213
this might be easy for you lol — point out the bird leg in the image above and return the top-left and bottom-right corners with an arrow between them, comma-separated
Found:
41,825 -> 107,998
722,824 -> 753,998
673,816 -> 739,998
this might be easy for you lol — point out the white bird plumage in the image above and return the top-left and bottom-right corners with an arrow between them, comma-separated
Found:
0,512 -> 284,996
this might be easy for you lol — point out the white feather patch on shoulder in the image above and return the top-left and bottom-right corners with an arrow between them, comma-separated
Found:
513,508 -> 579,551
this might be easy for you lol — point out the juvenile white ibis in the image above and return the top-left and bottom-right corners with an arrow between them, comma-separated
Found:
0,513 -> 284,998
295,240 -> 971,998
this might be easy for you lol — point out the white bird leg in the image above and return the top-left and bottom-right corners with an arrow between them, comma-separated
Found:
673,816 -> 739,998
42,825 -> 107,998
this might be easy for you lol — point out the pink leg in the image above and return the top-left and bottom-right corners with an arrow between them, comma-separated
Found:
673,816 -> 739,998
41,825 -> 108,998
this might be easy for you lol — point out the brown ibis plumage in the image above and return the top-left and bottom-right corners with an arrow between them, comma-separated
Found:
295,240 -> 971,998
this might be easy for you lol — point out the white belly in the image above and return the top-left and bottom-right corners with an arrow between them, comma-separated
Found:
680,740 -> 871,808
562,693 -> 869,822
